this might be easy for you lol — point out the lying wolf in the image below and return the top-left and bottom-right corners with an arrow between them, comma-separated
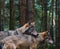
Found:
0,22 -> 30,40
0,30 -> 53,49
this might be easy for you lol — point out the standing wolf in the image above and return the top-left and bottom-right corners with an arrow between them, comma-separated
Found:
0,22 -> 53,49
0,22 -> 30,40
0,31 -> 53,49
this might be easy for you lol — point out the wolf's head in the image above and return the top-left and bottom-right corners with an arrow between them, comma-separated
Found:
38,31 -> 53,44
16,22 -> 31,34
23,22 -> 38,38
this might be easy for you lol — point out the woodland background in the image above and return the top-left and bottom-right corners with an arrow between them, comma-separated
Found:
0,0 -> 60,49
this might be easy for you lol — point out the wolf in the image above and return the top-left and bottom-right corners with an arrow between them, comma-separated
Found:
0,22 -> 30,41
0,22 -> 53,49
0,29 -> 53,49
16,23 -> 53,49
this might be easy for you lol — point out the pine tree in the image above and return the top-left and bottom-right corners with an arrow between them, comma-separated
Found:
9,0 -> 15,30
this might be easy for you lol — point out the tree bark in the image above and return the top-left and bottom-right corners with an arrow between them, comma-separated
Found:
26,0 -> 34,23
19,0 -> 27,26
57,0 -> 60,49
0,0 -> 5,31
9,0 -> 15,30
41,0 -> 47,31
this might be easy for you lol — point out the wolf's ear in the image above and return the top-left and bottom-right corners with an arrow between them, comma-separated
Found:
24,23 -> 30,28
40,31 -> 48,38
42,31 -> 48,35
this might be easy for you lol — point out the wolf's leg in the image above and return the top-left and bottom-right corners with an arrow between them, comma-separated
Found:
30,43 -> 37,49
3,43 -> 16,49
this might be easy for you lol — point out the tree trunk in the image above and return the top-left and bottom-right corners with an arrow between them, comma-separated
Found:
42,0 -> 47,31
57,0 -> 60,49
9,0 -> 15,30
0,0 -> 5,31
26,0 -> 34,23
19,0 -> 27,26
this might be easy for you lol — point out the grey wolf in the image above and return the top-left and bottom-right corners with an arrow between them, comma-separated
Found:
0,22 -> 30,41
0,22 -> 53,49
0,31 -> 53,49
